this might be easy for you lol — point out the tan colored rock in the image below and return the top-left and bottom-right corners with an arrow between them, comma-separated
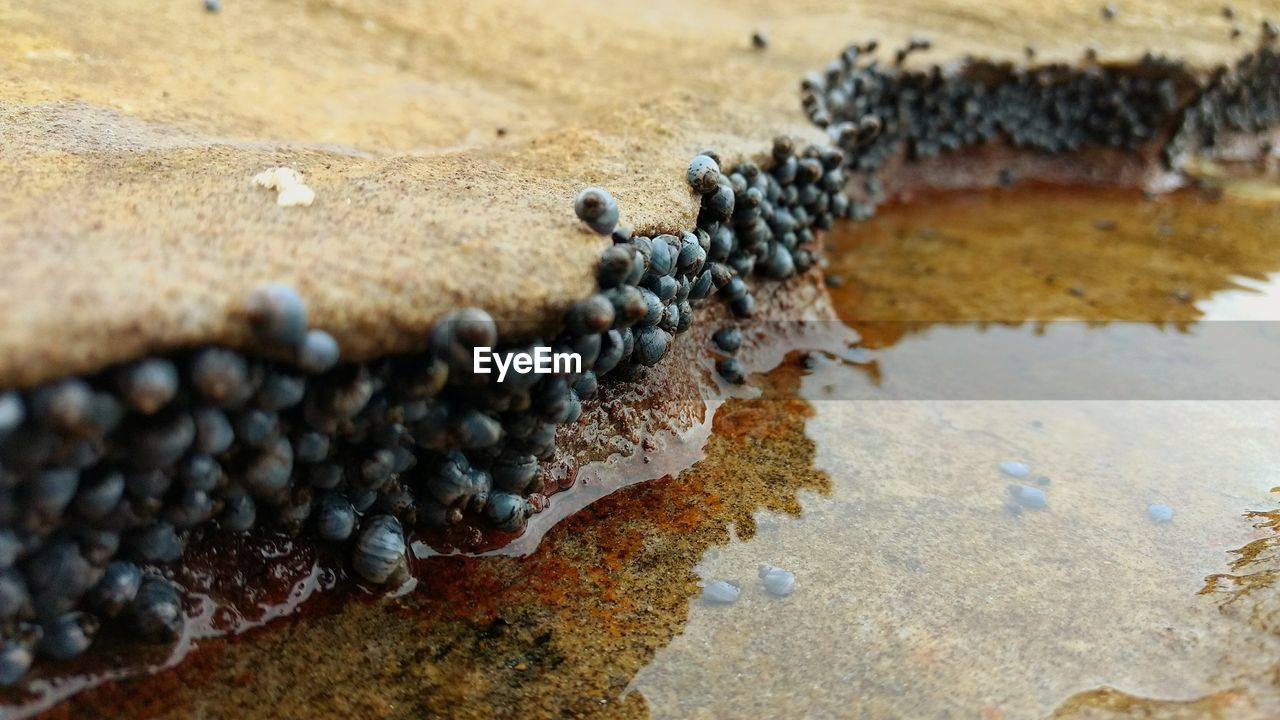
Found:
0,0 -> 1271,387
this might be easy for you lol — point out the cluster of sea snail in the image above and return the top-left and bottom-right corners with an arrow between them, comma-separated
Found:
0,123 -> 856,681
4,30 -> 1280,685
1169,42 -> 1280,163
583,134 -> 856,387
804,35 -> 1279,174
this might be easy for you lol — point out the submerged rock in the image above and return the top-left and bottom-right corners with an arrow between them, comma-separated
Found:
1008,484 -> 1048,509
758,564 -> 796,597
1147,503 -> 1175,523
999,460 -> 1032,478
701,580 -> 741,605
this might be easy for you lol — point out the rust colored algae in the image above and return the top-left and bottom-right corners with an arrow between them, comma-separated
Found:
48,358 -> 828,719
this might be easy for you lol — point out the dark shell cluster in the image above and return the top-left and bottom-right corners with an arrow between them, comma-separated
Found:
802,37 -> 1280,175
1166,44 -> 1280,165
4,29 -> 1280,688
569,129 -> 859,399
689,137 -> 851,287
0,132 -> 852,682
0,279 -> 641,679
581,135 -> 855,368
712,326 -> 746,385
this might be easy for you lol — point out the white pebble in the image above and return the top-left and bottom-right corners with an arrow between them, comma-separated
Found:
758,564 -> 795,597
999,460 -> 1031,478
1009,484 -> 1047,509
253,166 -> 315,208
701,580 -> 740,604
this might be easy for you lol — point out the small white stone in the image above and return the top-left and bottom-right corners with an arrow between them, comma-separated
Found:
701,580 -> 740,604
253,166 -> 315,207
276,184 -> 315,207
252,166 -> 298,190
999,460 -> 1031,478
758,564 -> 796,597
1009,484 -> 1047,509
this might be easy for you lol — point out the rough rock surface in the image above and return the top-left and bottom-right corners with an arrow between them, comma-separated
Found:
0,0 -> 1271,388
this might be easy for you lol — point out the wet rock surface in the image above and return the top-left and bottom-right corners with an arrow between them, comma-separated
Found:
4,0 -> 1280,715
0,120 -> 852,686
1,0 -> 1275,386
629,183 -> 1280,719
15,181 -> 1280,719
42,343 -> 832,719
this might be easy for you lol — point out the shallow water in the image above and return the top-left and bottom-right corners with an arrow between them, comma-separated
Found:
31,182 -> 1280,719
629,184 -> 1280,719
631,399 -> 1280,718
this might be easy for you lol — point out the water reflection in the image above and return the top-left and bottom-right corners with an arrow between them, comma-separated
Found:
1198,273 -> 1280,321
629,185 -> 1280,718
630,399 -> 1280,718
808,320 -> 1280,400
